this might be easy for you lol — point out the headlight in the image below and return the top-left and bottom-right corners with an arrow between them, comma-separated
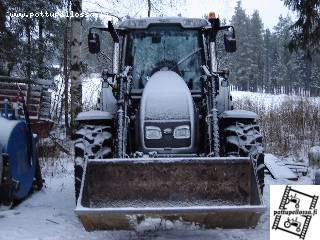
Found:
145,126 -> 162,139
173,125 -> 190,139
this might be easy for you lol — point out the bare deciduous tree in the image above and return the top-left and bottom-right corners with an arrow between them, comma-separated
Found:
70,0 -> 83,131
87,0 -> 186,19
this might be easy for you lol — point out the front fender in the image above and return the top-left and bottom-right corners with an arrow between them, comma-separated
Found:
220,110 -> 258,120
76,110 -> 113,122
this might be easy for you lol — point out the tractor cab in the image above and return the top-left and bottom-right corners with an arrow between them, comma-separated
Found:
124,23 -> 205,90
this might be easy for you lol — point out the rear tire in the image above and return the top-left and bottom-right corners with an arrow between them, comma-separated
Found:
223,120 -> 265,194
74,124 -> 113,202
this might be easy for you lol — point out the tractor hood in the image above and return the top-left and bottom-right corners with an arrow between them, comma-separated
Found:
139,71 -> 196,154
140,71 -> 194,121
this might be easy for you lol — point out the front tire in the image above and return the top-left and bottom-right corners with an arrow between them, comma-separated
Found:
284,221 -> 291,228
74,124 -> 113,202
223,120 -> 265,194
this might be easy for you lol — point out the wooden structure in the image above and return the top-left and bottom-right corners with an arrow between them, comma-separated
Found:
0,76 -> 53,137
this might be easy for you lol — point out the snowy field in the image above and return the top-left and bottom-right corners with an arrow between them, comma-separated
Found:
78,74 -> 320,110
232,90 -> 320,109
0,155 -> 313,240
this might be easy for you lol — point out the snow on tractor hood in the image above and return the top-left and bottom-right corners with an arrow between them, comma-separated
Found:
140,70 -> 194,121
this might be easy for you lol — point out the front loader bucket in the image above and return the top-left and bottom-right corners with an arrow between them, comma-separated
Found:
75,157 -> 265,231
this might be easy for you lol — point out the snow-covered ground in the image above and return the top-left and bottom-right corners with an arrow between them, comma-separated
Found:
0,155 -> 313,240
2,89 -> 317,239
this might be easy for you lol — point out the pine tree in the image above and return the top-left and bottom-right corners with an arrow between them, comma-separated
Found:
229,1 -> 251,91
274,16 -> 296,94
0,0 -> 64,79
247,10 -> 264,91
270,45 -> 282,93
282,0 -> 320,54
310,56 -> 320,96
263,29 -> 273,92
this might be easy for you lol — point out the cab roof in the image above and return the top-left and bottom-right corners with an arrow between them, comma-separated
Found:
118,17 -> 209,29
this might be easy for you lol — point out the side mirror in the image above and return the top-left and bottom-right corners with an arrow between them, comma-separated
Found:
224,30 -> 236,53
88,32 -> 100,54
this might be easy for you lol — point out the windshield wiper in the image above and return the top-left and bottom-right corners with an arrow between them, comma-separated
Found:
170,48 -> 202,71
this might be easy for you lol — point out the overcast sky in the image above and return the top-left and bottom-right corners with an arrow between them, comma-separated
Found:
184,0 -> 292,29
83,0 -> 293,30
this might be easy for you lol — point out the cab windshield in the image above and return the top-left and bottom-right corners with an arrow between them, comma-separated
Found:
126,25 -> 204,89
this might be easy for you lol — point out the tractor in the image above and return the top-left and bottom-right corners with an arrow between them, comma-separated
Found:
284,217 -> 302,232
74,14 -> 265,231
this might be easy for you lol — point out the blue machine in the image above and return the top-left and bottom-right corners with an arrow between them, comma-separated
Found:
0,100 -> 43,206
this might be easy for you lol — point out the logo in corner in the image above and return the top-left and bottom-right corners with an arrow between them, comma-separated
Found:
271,185 -> 319,240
